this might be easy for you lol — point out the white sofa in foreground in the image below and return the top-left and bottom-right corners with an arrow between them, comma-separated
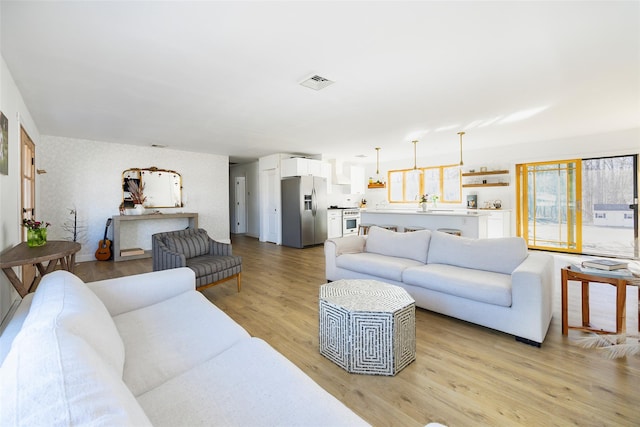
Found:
0,268 -> 369,426
325,227 -> 554,346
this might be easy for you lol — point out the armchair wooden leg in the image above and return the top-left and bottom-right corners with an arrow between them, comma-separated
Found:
196,272 -> 242,293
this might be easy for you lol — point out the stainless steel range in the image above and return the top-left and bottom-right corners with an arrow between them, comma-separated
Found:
342,208 -> 361,236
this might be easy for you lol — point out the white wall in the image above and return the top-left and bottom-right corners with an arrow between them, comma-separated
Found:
0,57 -> 41,324
38,136 -> 230,262
229,161 -> 260,238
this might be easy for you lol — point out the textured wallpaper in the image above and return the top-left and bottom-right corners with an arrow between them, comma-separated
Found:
38,136 -> 229,262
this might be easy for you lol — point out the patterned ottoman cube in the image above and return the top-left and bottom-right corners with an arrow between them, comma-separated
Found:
319,279 -> 416,376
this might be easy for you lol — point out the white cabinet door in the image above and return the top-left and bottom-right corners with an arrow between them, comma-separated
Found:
350,166 -> 365,194
321,162 -> 332,194
281,158 -> 323,177
281,158 -> 305,177
487,210 -> 511,238
327,211 -> 343,238
307,159 -> 322,177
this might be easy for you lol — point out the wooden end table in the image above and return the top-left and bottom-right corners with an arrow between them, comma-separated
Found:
0,241 -> 81,297
561,266 -> 640,336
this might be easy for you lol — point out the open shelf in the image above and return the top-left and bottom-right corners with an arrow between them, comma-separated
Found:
462,170 -> 509,177
368,183 -> 386,189
462,183 -> 509,188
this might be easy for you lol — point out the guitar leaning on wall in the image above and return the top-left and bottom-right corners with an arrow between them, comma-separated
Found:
95,218 -> 112,261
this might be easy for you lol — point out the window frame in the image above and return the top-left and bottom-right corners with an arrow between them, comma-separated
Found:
387,164 -> 462,204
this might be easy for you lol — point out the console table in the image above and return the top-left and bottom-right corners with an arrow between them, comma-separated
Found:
0,241 -> 81,297
112,213 -> 198,262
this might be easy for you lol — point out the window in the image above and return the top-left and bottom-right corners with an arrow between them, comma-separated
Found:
388,165 -> 461,203
517,154 -> 638,258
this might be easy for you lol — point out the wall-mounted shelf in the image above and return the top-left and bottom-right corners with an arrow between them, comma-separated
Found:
462,169 -> 509,187
462,183 -> 510,188
368,183 -> 386,189
462,170 -> 509,177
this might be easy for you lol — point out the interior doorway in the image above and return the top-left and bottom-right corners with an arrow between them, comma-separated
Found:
20,126 -> 36,286
234,177 -> 247,234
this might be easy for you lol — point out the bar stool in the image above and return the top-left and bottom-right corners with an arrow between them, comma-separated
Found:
404,226 -> 425,232
358,223 -> 374,235
379,224 -> 398,232
437,228 -> 462,236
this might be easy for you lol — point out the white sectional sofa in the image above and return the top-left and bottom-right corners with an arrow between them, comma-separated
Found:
325,227 -> 554,346
0,268 -> 368,426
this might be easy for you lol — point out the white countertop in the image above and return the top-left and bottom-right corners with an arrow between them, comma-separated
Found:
363,209 -> 491,216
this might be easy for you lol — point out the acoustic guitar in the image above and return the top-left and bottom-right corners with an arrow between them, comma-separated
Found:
95,218 -> 112,261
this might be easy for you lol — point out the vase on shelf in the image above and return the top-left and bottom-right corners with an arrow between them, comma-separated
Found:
126,204 -> 145,215
420,202 -> 428,212
27,228 -> 47,247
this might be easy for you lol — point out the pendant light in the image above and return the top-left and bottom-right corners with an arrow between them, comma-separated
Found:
370,147 -> 386,187
409,140 -> 423,174
457,131 -> 465,167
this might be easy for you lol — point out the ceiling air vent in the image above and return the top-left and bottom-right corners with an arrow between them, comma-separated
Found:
300,75 -> 334,91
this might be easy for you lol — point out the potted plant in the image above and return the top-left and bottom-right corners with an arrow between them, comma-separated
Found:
419,194 -> 429,212
22,218 -> 51,247
126,179 -> 147,215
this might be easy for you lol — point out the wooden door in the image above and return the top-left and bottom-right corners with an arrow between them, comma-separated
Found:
21,126 -> 36,286
516,159 -> 582,253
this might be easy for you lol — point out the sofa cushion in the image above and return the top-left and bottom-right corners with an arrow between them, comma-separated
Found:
137,338 -> 368,427
403,264 -> 512,307
365,227 -> 431,264
114,290 -> 250,396
426,231 -> 528,274
21,270 -> 125,374
0,326 -> 152,426
165,232 -> 209,258
337,252 -> 424,282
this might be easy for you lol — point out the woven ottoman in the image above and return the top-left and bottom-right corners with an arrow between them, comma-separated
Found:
319,279 -> 416,376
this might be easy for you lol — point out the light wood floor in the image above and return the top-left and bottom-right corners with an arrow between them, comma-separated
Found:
75,235 -> 640,427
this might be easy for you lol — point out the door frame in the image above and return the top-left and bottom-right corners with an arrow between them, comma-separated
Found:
20,126 -> 36,286
516,159 -> 582,253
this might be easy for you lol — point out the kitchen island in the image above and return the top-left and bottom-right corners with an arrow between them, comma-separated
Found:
361,209 -> 490,238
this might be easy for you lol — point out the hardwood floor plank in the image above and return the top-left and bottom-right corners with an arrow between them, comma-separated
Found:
74,235 -> 640,426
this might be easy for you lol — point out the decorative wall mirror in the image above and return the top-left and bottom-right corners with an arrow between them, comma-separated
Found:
122,167 -> 183,208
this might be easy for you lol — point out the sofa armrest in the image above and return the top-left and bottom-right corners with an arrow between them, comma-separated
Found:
87,268 -> 196,316
152,238 -> 187,271
326,236 -> 366,256
324,236 -> 366,281
209,237 -> 232,256
510,251 -> 554,338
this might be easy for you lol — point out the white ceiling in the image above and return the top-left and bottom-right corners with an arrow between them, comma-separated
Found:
1,1 -> 639,164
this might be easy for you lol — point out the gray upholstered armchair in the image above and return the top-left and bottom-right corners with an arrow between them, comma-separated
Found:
152,228 -> 242,292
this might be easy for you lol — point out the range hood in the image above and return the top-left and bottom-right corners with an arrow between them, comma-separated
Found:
329,159 -> 351,185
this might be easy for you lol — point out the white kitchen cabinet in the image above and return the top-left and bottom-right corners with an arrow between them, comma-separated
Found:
281,158 -> 323,177
328,210 -> 343,238
321,162 -> 332,194
487,210 -> 511,238
350,166 -> 365,194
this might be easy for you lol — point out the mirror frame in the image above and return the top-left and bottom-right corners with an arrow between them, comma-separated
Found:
122,166 -> 183,208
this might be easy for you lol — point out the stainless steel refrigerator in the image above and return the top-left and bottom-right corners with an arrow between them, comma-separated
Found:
281,176 -> 328,248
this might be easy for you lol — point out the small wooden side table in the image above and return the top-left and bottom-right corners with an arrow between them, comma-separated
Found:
0,241 -> 81,297
561,266 -> 640,336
